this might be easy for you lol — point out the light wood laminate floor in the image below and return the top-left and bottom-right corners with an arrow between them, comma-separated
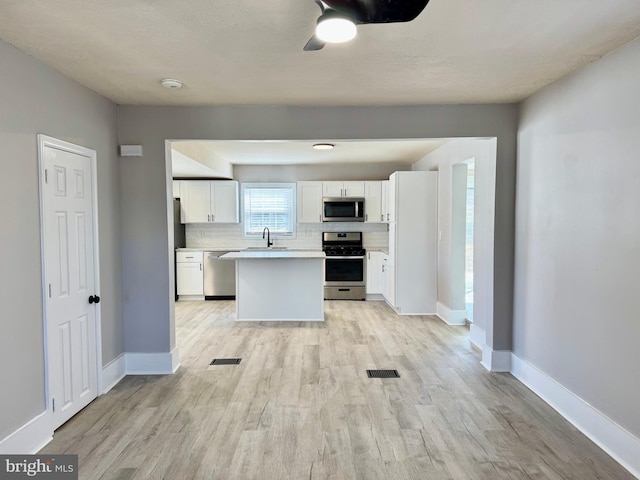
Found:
41,300 -> 633,479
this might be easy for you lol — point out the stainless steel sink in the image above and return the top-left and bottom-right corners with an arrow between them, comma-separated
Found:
245,246 -> 288,251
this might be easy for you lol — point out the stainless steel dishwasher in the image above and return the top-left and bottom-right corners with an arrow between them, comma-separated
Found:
203,251 -> 236,299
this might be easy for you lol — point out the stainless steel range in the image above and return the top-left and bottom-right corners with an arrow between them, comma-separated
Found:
322,232 -> 366,300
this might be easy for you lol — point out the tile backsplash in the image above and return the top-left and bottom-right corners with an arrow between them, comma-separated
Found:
186,222 -> 389,250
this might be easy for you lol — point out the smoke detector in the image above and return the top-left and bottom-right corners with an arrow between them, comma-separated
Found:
161,78 -> 183,89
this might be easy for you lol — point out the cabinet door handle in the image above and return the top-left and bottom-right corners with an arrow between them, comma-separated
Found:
365,214 -> 368,221
211,214 -> 215,222
200,264 -> 202,271
381,214 -> 384,221
208,214 -> 210,222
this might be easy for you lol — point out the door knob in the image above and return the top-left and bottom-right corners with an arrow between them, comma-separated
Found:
89,295 -> 101,304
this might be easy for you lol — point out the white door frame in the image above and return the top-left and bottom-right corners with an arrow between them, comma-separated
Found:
37,134 -> 103,421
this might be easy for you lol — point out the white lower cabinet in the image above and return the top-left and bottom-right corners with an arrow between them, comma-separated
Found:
176,251 -> 204,296
382,254 -> 396,306
366,251 -> 384,295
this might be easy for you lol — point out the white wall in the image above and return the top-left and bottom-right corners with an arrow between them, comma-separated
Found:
233,162 -> 409,183
516,37 -> 640,438
413,139 -> 497,344
0,39 -> 123,441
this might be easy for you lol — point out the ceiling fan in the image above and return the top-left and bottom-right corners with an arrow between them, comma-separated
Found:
304,0 -> 431,51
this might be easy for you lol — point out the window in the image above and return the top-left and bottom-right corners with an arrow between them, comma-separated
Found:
242,183 -> 296,237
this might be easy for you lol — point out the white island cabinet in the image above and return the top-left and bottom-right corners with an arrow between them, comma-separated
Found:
220,251 -> 325,321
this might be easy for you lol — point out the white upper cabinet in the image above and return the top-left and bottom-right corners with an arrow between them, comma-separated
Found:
212,181 -> 240,223
364,181 -> 383,223
297,181 -> 323,223
381,180 -> 389,223
343,181 -> 365,197
179,180 -> 239,224
323,181 -> 365,197
180,181 -> 211,223
387,175 -> 397,224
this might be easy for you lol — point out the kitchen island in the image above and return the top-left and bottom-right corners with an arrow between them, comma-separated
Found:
220,250 -> 325,321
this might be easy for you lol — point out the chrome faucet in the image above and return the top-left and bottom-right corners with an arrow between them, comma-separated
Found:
262,227 -> 273,248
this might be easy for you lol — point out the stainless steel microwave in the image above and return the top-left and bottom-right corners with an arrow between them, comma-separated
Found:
322,197 -> 365,222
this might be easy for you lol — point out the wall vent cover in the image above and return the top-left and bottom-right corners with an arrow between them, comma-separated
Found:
367,369 -> 400,378
210,358 -> 242,365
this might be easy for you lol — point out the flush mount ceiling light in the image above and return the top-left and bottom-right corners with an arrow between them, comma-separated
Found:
313,143 -> 335,150
315,10 -> 357,43
161,78 -> 183,89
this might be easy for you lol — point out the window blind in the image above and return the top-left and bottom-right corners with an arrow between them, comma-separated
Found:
243,184 -> 295,237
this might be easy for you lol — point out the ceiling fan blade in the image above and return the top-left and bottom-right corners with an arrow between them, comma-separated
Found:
322,0 -> 430,24
303,35 -> 326,51
312,0 -> 326,13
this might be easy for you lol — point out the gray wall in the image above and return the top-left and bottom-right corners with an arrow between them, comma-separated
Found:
516,37 -> 640,437
0,39 -> 123,440
118,104 -> 517,354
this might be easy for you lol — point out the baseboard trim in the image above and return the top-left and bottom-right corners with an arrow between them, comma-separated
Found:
100,353 -> 126,394
365,294 -> 385,301
469,324 -> 486,351
436,302 -> 467,326
125,348 -> 181,375
481,346 -> 511,372
0,411 -> 52,454
511,354 -> 640,479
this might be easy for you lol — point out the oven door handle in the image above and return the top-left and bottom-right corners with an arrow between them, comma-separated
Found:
325,256 -> 366,260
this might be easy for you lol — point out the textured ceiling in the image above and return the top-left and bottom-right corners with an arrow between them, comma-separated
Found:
2,0 -> 640,106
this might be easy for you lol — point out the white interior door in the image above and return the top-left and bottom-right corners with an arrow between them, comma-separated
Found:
39,135 -> 99,430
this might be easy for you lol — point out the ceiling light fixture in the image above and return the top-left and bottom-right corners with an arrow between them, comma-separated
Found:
161,78 -> 183,89
315,10 -> 357,43
313,143 -> 335,150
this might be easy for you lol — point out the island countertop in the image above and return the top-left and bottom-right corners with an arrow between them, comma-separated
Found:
220,251 -> 325,260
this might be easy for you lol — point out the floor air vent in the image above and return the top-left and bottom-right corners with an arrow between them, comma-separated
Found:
210,358 -> 242,365
367,369 -> 400,378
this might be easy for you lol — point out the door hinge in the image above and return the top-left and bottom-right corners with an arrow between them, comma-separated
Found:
52,398 -> 55,412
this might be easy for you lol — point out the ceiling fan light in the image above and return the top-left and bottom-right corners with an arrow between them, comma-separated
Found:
316,14 -> 357,43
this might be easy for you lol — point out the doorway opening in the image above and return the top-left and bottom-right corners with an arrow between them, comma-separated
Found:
451,157 -> 475,325
464,159 -> 475,322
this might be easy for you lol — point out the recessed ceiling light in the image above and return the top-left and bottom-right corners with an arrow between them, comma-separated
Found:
313,143 -> 334,150
161,78 -> 183,89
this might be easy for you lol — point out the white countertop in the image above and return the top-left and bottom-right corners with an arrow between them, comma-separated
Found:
220,251 -> 325,259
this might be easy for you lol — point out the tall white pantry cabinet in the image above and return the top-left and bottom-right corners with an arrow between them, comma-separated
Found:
386,171 -> 437,315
